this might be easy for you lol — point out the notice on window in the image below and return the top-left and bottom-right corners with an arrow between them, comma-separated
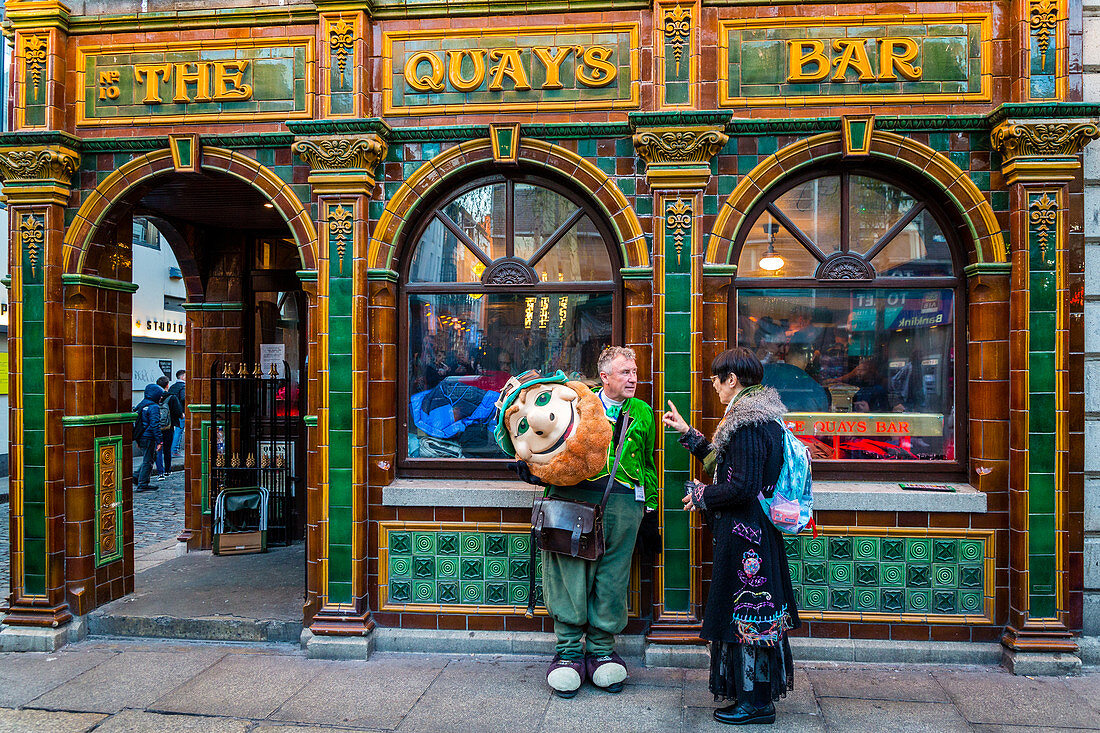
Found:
260,344 -> 286,378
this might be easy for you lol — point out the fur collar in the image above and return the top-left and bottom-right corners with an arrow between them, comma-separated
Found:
711,386 -> 787,453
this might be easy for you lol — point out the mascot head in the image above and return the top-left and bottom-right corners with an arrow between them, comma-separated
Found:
495,370 -> 613,487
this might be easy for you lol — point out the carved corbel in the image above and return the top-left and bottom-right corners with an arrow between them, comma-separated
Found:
633,126 -> 728,190
991,121 -> 1100,184
0,145 -> 80,205
292,134 -> 388,196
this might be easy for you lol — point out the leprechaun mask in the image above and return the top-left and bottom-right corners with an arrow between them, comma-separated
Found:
495,371 -> 612,487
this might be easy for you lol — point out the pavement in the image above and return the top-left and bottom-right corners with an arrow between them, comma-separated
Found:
0,457 -> 187,596
0,638 -> 1097,732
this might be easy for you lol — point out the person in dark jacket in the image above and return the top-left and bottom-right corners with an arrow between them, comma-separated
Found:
663,347 -> 800,726
153,375 -> 183,479
167,370 -> 187,457
133,384 -> 167,491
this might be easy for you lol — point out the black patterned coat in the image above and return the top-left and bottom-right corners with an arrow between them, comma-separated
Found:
680,386 -> 801,645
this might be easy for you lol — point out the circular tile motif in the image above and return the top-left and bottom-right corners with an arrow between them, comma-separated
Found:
881,565 -> 903,584
414,534 -> 433,554
437,558 -> 458,576
390,558 -> 410,576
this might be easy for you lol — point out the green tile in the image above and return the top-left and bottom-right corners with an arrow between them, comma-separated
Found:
881,589 -> 905,612
460,533 -> 483,555
959,565 -> 983,589
933,590 -> 957,614
907,564 -> 931,588
933,540 -> 957,563
802,586 -> 827,610
828,562 -> 853,586
958,590 -> 983,612
855,588 -> 879,611
882,539 -> 905,562
905,538 -> 932,563
830,588 -> 853,611
854,563 -> 878,586
828,537 -> 852,560
906,589 -> 931,612
853,537 -> 878,560
932,564 -> 958,587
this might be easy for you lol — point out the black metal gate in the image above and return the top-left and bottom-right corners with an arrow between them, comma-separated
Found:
209,360 -> 297,546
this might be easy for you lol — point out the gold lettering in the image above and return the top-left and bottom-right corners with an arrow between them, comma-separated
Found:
488,49 -> 531,91
133,64 -> 171,104
172,62 -> 211,103
98,70 -> 120,100
878,37 -> 922,81
212,60 -> 252,101
532,46 -> 573,89
446,49 -> 487,92
787,40 -> 829,82
404,51 -> 445,92
576,45 -> 617,87
830,39 -> 875,81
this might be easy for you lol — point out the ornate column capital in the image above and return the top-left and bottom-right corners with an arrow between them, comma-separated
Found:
292,134 -> 388,196
632,126 -> 729,190
991,121 -> 1100,183
0,145 -> 80,205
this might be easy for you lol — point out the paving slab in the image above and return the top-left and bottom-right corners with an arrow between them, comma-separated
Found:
0,708 -> 105,733
807,666 -> 949,702
27,647 -> 227,713
269,657 -> 446,729
682,707 -> 826,733
540,681 -> 683,733
624,664 -> 685,687
91,710 -> 252,733
255,726 -> 387,733
818,698 -> 972,732
935,668 -> 1100,729
1062,672 -> 1100,718
150,652 -> 325,719
0,650 -> 115,707
396,658 -> 551,733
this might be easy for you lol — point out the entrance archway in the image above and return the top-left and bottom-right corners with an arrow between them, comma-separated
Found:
59,149 -> 319,629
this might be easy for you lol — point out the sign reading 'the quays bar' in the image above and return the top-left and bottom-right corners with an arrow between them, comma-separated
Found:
719,14 -> 991,106
383,24 -> 640,115
76,38 -> 314,126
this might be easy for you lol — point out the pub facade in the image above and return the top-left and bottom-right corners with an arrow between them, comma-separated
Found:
1,0 -> 1096,668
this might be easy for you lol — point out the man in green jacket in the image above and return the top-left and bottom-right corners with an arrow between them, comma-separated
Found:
540,346 -> 657,697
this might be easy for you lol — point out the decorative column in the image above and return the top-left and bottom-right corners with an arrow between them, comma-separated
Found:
1011,0 -> 1065,101
292,134 -> 388,637
992,120 -> 1099,667
634,118 -> 729,641
0,143 -> 80,636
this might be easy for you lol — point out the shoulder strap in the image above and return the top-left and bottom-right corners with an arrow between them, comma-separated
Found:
600,411 -> 633,511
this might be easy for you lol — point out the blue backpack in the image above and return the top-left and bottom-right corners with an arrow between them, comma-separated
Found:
758,419 -> 815,535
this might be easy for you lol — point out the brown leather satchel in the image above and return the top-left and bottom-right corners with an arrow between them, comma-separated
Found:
525,412 -> 633,617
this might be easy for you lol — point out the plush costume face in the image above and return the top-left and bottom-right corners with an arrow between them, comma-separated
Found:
495,370 -> 613,487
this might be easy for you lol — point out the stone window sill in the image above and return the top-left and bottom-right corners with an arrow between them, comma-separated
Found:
382,478 -> 986,513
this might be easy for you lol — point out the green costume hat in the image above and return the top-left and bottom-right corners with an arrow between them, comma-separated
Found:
493,369 -> 571,457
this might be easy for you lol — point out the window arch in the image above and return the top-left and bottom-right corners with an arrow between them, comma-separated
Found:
400,170 -> 621,473
730,164 -> 965,475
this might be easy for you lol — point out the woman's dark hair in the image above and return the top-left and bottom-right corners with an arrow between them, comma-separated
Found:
711,347 -> 763,387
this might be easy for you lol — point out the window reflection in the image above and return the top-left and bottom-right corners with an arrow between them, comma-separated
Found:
407,293 -> 612,459
737,288 -> 955,462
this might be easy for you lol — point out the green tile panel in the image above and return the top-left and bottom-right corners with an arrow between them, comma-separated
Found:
785,535 -> 985,616
387,530 -> 544,608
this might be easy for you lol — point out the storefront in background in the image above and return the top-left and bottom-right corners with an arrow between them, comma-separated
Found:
0,0 -> 1096,667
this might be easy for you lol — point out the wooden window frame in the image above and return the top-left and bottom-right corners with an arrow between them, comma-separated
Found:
727,163 -> 969,481
398,169 -> 623,478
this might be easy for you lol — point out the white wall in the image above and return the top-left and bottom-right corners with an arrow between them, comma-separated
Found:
1083,0 -> 1100,634
129,222 -> 187,406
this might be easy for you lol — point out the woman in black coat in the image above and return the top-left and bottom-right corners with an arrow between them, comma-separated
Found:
663,347 -> 800,726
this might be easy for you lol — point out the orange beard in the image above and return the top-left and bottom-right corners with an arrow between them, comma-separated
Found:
523,382 -> 613,487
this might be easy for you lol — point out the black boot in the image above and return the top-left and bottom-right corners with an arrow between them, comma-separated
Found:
753,682 -> 777,720
713,685 -> 776,726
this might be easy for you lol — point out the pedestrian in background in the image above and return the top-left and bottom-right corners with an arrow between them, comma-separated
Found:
663,347 -> 800,726
132,384 -> 166,492
153,375 -> 183,480
168,369 -> 187,458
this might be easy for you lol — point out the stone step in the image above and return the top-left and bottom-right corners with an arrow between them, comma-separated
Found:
88,611 -> 301,644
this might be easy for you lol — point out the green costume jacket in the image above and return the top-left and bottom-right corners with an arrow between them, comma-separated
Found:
589,392 -> 658,510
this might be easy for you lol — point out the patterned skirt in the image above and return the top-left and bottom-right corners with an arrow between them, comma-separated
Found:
708,638 -> 795,703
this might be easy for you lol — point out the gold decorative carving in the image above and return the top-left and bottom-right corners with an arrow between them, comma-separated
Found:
24,34 -> 48,102
663,5 -> 692,76
20,213 -> 43,278
292,135 -> 387,172
991,122 -> 1100,160
633,128 -> 729,165
1029,0 -> 1057,70
329,204 -> 353,275
0,147 -> 78,183
98,442 -> 118,557
329,19 -> 355,90
664,198 -> 692,265
1029,192 -> 1057,260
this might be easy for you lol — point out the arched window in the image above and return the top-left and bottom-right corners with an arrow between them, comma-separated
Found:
730,165 -> 964,475
401,172 -> 620,473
